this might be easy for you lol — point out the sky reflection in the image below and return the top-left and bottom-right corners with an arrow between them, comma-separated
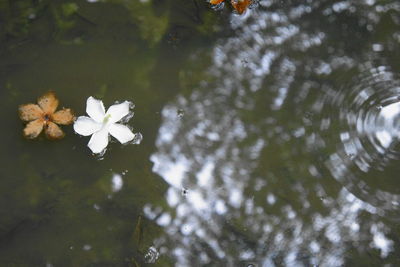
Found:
150,0 -> 399,265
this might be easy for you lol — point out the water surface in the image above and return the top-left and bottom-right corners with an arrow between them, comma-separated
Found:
1,0 -> 400,266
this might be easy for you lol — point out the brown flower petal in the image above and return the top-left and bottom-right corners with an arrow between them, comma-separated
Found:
19,104 -> 43,121
45,121 -> 65,140
231,0 -> 250,14
210,0 -> 224,4
51,108 -> 75,125
38,91 -> 59,114
23,119 -> 44,139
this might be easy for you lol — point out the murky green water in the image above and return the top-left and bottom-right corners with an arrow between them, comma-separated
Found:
1,0 -> 400,266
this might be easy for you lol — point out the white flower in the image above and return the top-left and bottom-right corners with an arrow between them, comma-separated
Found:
74,96 -> 135,154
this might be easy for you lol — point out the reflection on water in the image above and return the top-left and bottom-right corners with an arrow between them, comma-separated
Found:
318,67 -> 400,214
151,0 -> 400,265
1,0 -> 400,265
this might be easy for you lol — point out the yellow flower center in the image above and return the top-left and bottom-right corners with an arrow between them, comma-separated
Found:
103,114 -> 112,124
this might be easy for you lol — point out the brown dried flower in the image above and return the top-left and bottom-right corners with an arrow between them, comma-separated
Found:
210,0 -> 252,14
19,91 -> 75,140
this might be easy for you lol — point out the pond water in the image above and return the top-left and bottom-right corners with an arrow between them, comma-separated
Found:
1,0 -> 400,266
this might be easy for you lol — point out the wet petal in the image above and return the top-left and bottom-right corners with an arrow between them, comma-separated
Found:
109,123 -> 135,144
19,104 -> 43,121
210,0 -> 224,4
231,0 -> 250,14
52,108 -> 75,125
45,121 -> 65,140
23,119 -> 44,139
73,116 -> 102,136
105,101 -> 131,123
86,96 -> 105,122
38,91 -> 59,114
88,128 -> 109,154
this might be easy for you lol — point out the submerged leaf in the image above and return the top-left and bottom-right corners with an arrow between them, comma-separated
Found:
133,215 -> 143,248
19,104 -> 43,122
62,3 -> 78,17
132,258 -> 141,267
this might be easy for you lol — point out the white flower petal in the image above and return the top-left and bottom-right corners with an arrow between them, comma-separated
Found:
86,96 -> 105,122
74,116 -> 102,136
106,101 -> 131,123
88,128 -> 109,154
109,123 -> 135,144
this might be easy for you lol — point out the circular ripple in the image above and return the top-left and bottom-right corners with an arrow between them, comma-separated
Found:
315,66 -> 400,214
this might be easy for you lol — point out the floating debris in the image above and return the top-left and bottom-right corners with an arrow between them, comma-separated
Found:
18,91 -> 75,140
74,96 -> 136,154
209,0 -> 253,15
133,215 -> 143,248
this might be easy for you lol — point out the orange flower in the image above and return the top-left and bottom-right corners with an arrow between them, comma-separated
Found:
209,0 -> 251,15
230,0 -> 251,14
210,0 -> 225,4
18,91 -> 75,140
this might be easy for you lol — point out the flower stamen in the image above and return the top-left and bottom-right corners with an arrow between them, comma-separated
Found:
103,114 -> 112,124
